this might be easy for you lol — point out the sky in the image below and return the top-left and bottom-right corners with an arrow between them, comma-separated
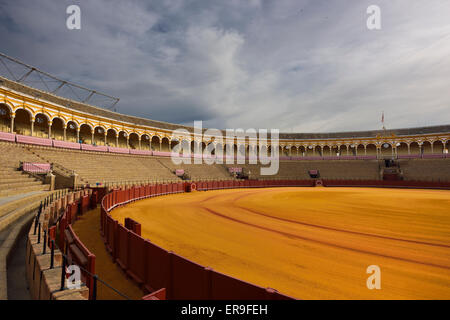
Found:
0,0 -> 449,133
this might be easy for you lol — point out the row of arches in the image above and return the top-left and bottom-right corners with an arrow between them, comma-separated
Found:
280,141 -> 449,157
0,104 -> 448,155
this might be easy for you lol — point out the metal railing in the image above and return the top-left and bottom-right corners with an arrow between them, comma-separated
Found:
32,189 -> 131,300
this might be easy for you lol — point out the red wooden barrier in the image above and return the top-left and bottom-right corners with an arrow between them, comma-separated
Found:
144,241 -> 171,294
116,224 -> 129,271
171,253 -> 210,299
127,231 -> 147,285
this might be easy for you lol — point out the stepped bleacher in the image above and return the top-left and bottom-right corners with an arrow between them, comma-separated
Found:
24,146 -> 180,186
398,159 -> 450,182
228,160 -> 381,180
158,158 -> 234,181
0,142 -> 50,197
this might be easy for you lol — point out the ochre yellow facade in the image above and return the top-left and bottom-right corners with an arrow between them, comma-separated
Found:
1,85 -> 449,156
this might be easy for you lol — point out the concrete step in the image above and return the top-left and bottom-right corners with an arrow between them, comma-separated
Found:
0,180 -> 43,190
0,177 -> 40,185
0,192 -> 49,219
0,185 -> 50,198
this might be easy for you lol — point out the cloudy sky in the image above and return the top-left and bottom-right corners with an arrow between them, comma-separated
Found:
0,0 -> 449,132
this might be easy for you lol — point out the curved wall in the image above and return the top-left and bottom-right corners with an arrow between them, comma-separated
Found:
1,76 -> 449,157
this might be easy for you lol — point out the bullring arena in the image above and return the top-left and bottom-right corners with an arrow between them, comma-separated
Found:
0,54 -> 449,300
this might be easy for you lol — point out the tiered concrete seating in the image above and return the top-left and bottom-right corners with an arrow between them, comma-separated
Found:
399,159 -> 450,182
0,142 -> 50,197
27,146 -> 179,185
158,158 -> 234,180
227,160 -> 381,180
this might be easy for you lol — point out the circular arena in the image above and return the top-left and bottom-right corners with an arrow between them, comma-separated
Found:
109,186 -> 450,300
0,54 -> 449,301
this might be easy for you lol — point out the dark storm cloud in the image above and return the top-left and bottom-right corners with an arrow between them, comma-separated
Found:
0,0 -> 449,132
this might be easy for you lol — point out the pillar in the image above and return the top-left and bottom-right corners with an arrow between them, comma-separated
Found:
10,113 -> 15,133
76,128 -> 80,142
30,118 -> 35,136
364,145 -> 367,155
407,143 -> 410,155
48,121 -> 52,139
63,125 -> 67,141
116,135 -> 119,147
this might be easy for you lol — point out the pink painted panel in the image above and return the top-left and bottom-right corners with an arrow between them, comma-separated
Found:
16,134 -> 52,146
108,146 -> 129,154
52,140 -> 81,150
152,151 -> 172,157
0,131 -> 15,142
130,149 -> 152,155
81,144 -> 108,152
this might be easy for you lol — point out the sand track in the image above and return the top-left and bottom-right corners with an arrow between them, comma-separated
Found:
111,187 -> 450,299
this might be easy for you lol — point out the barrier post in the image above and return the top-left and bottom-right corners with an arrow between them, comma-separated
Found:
37,223 -> 41,244
50,240 -> 55,269
43,229 -> 47,254
92,275 -> 98,300
60,255 -> 66,290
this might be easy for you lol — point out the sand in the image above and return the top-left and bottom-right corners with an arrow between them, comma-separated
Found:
110,187 -> 450,299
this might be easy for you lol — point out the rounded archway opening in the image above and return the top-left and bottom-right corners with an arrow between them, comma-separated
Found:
141,134 -> 151,150
66,121 -> 78,143
151,136 -> 160,151
118,131 -> 128,148
13,108 -> 32,135
129,133 -> 140,149
161,137 -> 170,152
0,104 -> 12,132
106,129 -> 117,147
79,124 -> 92,144
34,113 -> 50,138
51,117 -> 65,140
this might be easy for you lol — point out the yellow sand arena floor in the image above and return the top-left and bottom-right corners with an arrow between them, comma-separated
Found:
111,187 -> 450,299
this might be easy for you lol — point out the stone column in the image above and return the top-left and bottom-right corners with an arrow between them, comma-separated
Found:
63,125 -> 67,141
10,113 -> 15,133
116,135 -> 119,147
30,117 -> 35,136
48,121 -> 52,139
76,128 -> 80,142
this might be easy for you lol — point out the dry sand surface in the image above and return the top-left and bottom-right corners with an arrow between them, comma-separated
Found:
111,187 -> 450,299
